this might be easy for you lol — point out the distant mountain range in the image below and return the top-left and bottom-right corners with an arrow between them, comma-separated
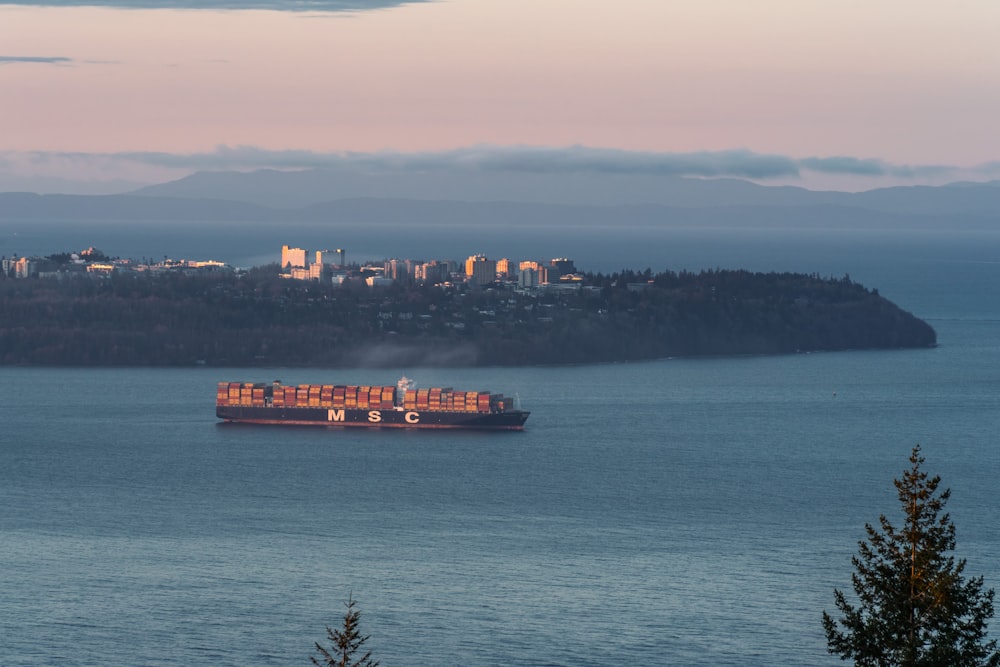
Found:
2,168 -> 999,229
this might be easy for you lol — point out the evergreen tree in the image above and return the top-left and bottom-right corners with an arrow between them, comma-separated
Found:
311,594 -> 379,667
823,446 -> 1000,666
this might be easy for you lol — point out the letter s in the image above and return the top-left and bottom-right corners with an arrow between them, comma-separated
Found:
368,410 -> 382,423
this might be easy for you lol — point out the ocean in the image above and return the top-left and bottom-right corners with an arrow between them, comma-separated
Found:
2,224 -> 1000,665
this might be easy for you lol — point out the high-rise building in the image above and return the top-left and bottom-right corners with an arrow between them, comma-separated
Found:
315,248 -> 346,270
281,245 -> 307,269
465,254 -> 496,286
415,261 -> 447,285
549,258 -> 576,279
519,267 -> 538,288
15,257 -> 37,279
518,260 -> 548,284
1,255 -> 16,277
384,258 -> 406,281
496,258 -> 513,279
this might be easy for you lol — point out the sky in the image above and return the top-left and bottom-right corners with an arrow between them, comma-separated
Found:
2,0 -> 1000,193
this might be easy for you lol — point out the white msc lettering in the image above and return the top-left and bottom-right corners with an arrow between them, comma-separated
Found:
368,410 -> 382,423
404,411 -> 420,424
327,409 -> 345,422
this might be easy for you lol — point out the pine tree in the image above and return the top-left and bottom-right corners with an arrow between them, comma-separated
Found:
311,594 -> 379,667
823,446 -> 1000,666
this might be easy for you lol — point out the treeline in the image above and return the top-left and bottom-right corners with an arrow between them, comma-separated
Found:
0,267 -> 936,367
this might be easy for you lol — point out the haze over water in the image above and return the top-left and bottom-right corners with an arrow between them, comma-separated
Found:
5,1 -> 1000,662
2,227 -> 999,666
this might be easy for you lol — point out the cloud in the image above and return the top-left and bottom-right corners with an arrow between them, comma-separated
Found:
416,146 -> 803,179
0,56 -> 73,65
5,145 -> 999,190
969,161 -> 1000,178
799,156 -> 887,176
0,0 -> 429,10
799,156 -> 955,179
44,145 -> 803,179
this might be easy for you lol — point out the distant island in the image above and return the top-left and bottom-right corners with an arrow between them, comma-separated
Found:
0,253 -> 936,367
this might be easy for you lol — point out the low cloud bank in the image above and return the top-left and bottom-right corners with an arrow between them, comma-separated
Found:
0,55 -> 72,65
2,145 -> 998,194
6,144 -> 992,178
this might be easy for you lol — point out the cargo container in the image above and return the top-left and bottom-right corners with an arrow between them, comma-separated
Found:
216,376 -> 528,430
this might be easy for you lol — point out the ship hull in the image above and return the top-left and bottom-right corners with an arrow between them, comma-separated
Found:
216,405 -> 529,430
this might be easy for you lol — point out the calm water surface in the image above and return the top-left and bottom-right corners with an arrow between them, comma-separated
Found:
2,228 -> 1000,666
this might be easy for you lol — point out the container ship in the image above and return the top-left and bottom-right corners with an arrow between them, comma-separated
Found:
216,377 -> 529,430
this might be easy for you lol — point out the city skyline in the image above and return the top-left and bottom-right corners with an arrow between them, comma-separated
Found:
3,0 -> 1000,193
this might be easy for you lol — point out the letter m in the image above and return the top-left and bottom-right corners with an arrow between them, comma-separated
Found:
327,409 -> 345,422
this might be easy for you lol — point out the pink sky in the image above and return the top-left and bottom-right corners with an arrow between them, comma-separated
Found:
2,0 -> 1000,190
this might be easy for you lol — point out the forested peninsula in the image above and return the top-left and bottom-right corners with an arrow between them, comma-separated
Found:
0,267 -> 936,367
